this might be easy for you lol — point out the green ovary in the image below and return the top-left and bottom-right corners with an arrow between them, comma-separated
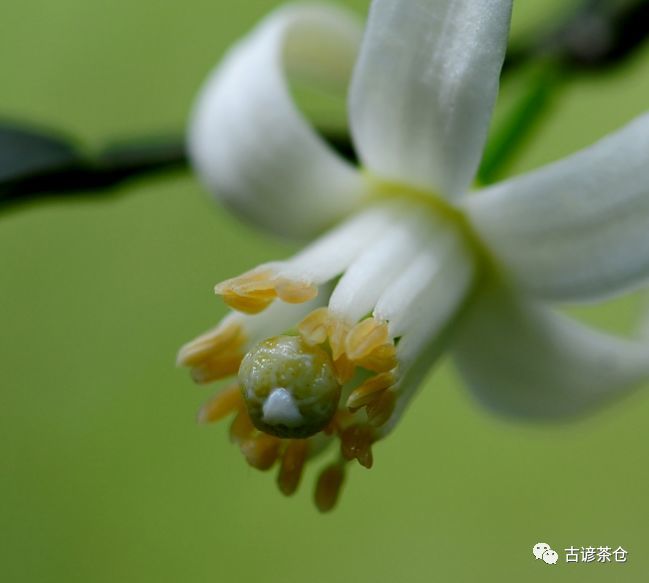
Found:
238,335 -> 341,438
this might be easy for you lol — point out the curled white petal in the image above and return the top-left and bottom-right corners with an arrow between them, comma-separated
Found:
189,4 -> 366,239
349,0 -> 512,198
452,281 -> 649,419
464,112 -> 649,302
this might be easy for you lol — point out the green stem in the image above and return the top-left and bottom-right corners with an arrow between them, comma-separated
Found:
477,64 -> 566,186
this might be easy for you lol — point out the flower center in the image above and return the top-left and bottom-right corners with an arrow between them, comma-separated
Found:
363,173 -> 493,269
179,185 -> 480,511
239,335 -> 342,438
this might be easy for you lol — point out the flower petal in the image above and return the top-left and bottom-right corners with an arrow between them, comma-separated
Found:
328,204 -> 434,323
452,281 -> 649,419
349,0 -> 512,198
188,4 -> 366,239
464,113 -> 649,302
373,232 -> 476,437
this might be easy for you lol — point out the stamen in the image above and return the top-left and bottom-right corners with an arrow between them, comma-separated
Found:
178,319 -> 245,367
327,209 -> 433,324
177,320 -> 245,367
274,279 -> 318,304
178,316 -> 248,384
215,269 -> 278,314
239,434 -> 282,471
323,409 -> 354,436
297,307 -> 329,345
314,462 -> 346,513
277,439 -> 309,496
346,372 -> 395,412
326,318 -> 351,361
345,318 -> 389,360
340,425 -> 374,468
374,225 -> 474,340
353,343 -> 398,373
215,268 -> 319,314
222,294 -> 275,314
366,389 -> 397,428
333,353 -> 356,384
345,317 -> 397,372
229,409 -> 256,444
215,268 -> 276,296
190,351 -> 244,384
197,383 -> 243,424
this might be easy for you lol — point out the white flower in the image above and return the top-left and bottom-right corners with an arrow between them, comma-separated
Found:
179,0 -> 649,511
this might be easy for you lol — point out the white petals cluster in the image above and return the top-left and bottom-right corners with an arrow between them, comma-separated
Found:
180,0 -> 649,510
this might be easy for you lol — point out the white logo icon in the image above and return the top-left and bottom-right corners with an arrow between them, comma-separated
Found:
533,542 -> 558,565
533,543 -> 551,560
543,550 -> 559,564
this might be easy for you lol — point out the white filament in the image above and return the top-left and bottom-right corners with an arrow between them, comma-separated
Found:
327,205 -> 438,323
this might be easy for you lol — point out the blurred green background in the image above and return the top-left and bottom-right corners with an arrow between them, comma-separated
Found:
2,1 -> 649,581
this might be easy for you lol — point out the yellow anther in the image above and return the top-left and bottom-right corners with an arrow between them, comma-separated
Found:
353,343 -> 398,373
215,269 -> 317,314
229,409 -> 256,444
190,350 -> 244,384
215,269 -> 277,314
274,279 -> 318,304
346,372 -> 395,412
277,439 -> 309,496
323,409 -> 354,436
345,318 -> 390,361
315,463 -> 346,513
366,389 -> 397,428
240,434 -> 282,471
343,317 -> 398,373
177,321 -> 245,367
333,354 -> 356,385
340,425 -> 374,469
214,268 -> 276,296
221,293 -> 274,314
229,281 -> 276,298
326,318 -> 351,361
297,307 -> 330,345
197,383 -> 243,424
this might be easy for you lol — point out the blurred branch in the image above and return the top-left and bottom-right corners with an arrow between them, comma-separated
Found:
2,0 -> 649,211
0,127 -> 186,210
0,127 -> 354,211
479,0 -> 649,183
504,0 -> 649,74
